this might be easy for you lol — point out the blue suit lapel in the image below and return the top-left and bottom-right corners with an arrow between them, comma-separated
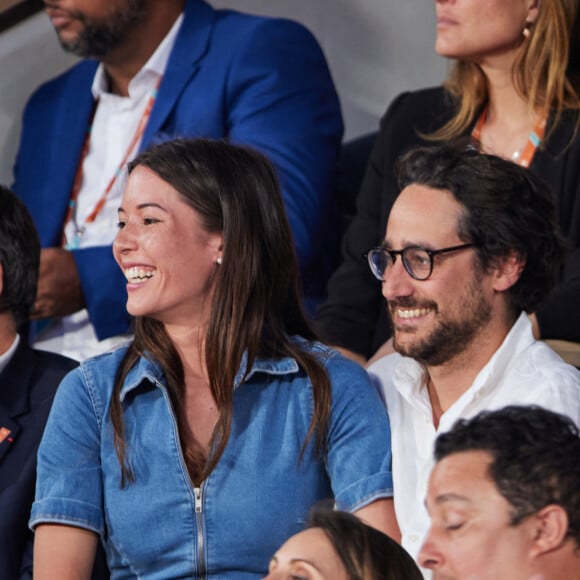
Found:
142,0 -> 214,148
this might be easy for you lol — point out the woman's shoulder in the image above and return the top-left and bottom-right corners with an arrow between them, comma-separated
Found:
386,85 -> 449,107
79,343 -> 132,374
290,335 -> 365,367
372,86 -> 458,164
380,86 -> 455,128
289,337 -> 375,396
289,335 -> 338,359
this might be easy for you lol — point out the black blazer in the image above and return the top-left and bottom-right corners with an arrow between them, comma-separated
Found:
0,338 -> 77,579
317,87 -> 580,357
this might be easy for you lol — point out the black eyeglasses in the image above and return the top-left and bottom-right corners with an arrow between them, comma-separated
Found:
364,243 -> 478,281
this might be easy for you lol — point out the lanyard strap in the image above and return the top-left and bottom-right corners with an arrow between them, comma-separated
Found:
471,106 -> 547,169
63,78 -> 161,249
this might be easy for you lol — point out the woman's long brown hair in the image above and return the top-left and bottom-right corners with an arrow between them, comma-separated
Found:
110,139 -> 332,487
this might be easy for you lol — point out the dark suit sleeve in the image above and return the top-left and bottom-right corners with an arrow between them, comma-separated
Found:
19,537 -> 32,580
532,116 -> 580,342
536,248 -> 580,341
224,18 -> 343,271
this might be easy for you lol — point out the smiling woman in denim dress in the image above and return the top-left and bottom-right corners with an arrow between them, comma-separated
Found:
29,138 -> 397,579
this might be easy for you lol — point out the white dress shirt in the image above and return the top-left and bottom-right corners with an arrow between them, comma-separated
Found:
368,312 -> 580,576
34,15 -> 183,361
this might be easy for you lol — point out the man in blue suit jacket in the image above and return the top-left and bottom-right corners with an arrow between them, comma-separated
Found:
13,0 -> 343,360
0,186 -> 79,578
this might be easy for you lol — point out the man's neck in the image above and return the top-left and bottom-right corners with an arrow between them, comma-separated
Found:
426,316 -> 516,427
103,0 -> 184,96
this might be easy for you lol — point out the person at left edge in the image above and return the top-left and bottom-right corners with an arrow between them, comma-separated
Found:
0,186 -> 79,578
12,0 -> 343,360
30,138 -> 396,579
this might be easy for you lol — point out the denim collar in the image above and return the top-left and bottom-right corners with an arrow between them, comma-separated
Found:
119,349 -> 300,401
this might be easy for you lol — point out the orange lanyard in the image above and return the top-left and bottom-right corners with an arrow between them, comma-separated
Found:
63,79 -> 161,249
471,106 -> 547,168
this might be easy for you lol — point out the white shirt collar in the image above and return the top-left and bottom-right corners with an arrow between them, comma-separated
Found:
91,12 -> 184,99
0,334 -> 20,375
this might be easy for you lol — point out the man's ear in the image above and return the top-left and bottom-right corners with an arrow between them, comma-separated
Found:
491,250 -> 525,292
528,505 -> 569,558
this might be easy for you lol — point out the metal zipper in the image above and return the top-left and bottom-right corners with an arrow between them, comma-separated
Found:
155,380 -> 208,579
194,483 -> 206,580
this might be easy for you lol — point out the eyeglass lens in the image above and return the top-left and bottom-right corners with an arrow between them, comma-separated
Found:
369,247 -> 432,281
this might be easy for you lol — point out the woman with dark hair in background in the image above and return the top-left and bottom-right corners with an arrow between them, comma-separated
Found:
29,138 -> 396,578
318,0 -> 580,364
265,508 -> 423,580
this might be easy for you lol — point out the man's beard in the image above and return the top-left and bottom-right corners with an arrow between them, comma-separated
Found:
389,273 -> 492,366
57,0 -> 148,59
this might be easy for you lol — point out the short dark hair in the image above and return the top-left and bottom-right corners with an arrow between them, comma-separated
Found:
434,405 -> 580,547
396,144 -> 566,315
0,185 -> 40,327
307,508 -> 423,580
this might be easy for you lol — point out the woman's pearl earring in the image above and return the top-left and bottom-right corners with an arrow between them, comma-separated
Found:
216,257 -> 223,265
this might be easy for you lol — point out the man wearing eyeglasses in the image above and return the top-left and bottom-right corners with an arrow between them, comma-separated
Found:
366,144 -> 580,572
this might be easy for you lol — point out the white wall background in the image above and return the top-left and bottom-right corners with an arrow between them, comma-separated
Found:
0,0 -> 447,184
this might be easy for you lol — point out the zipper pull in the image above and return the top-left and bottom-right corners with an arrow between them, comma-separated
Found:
194,486 -> 203,514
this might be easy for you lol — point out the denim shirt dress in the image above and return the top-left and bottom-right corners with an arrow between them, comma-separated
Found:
30,337 -> 393,579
